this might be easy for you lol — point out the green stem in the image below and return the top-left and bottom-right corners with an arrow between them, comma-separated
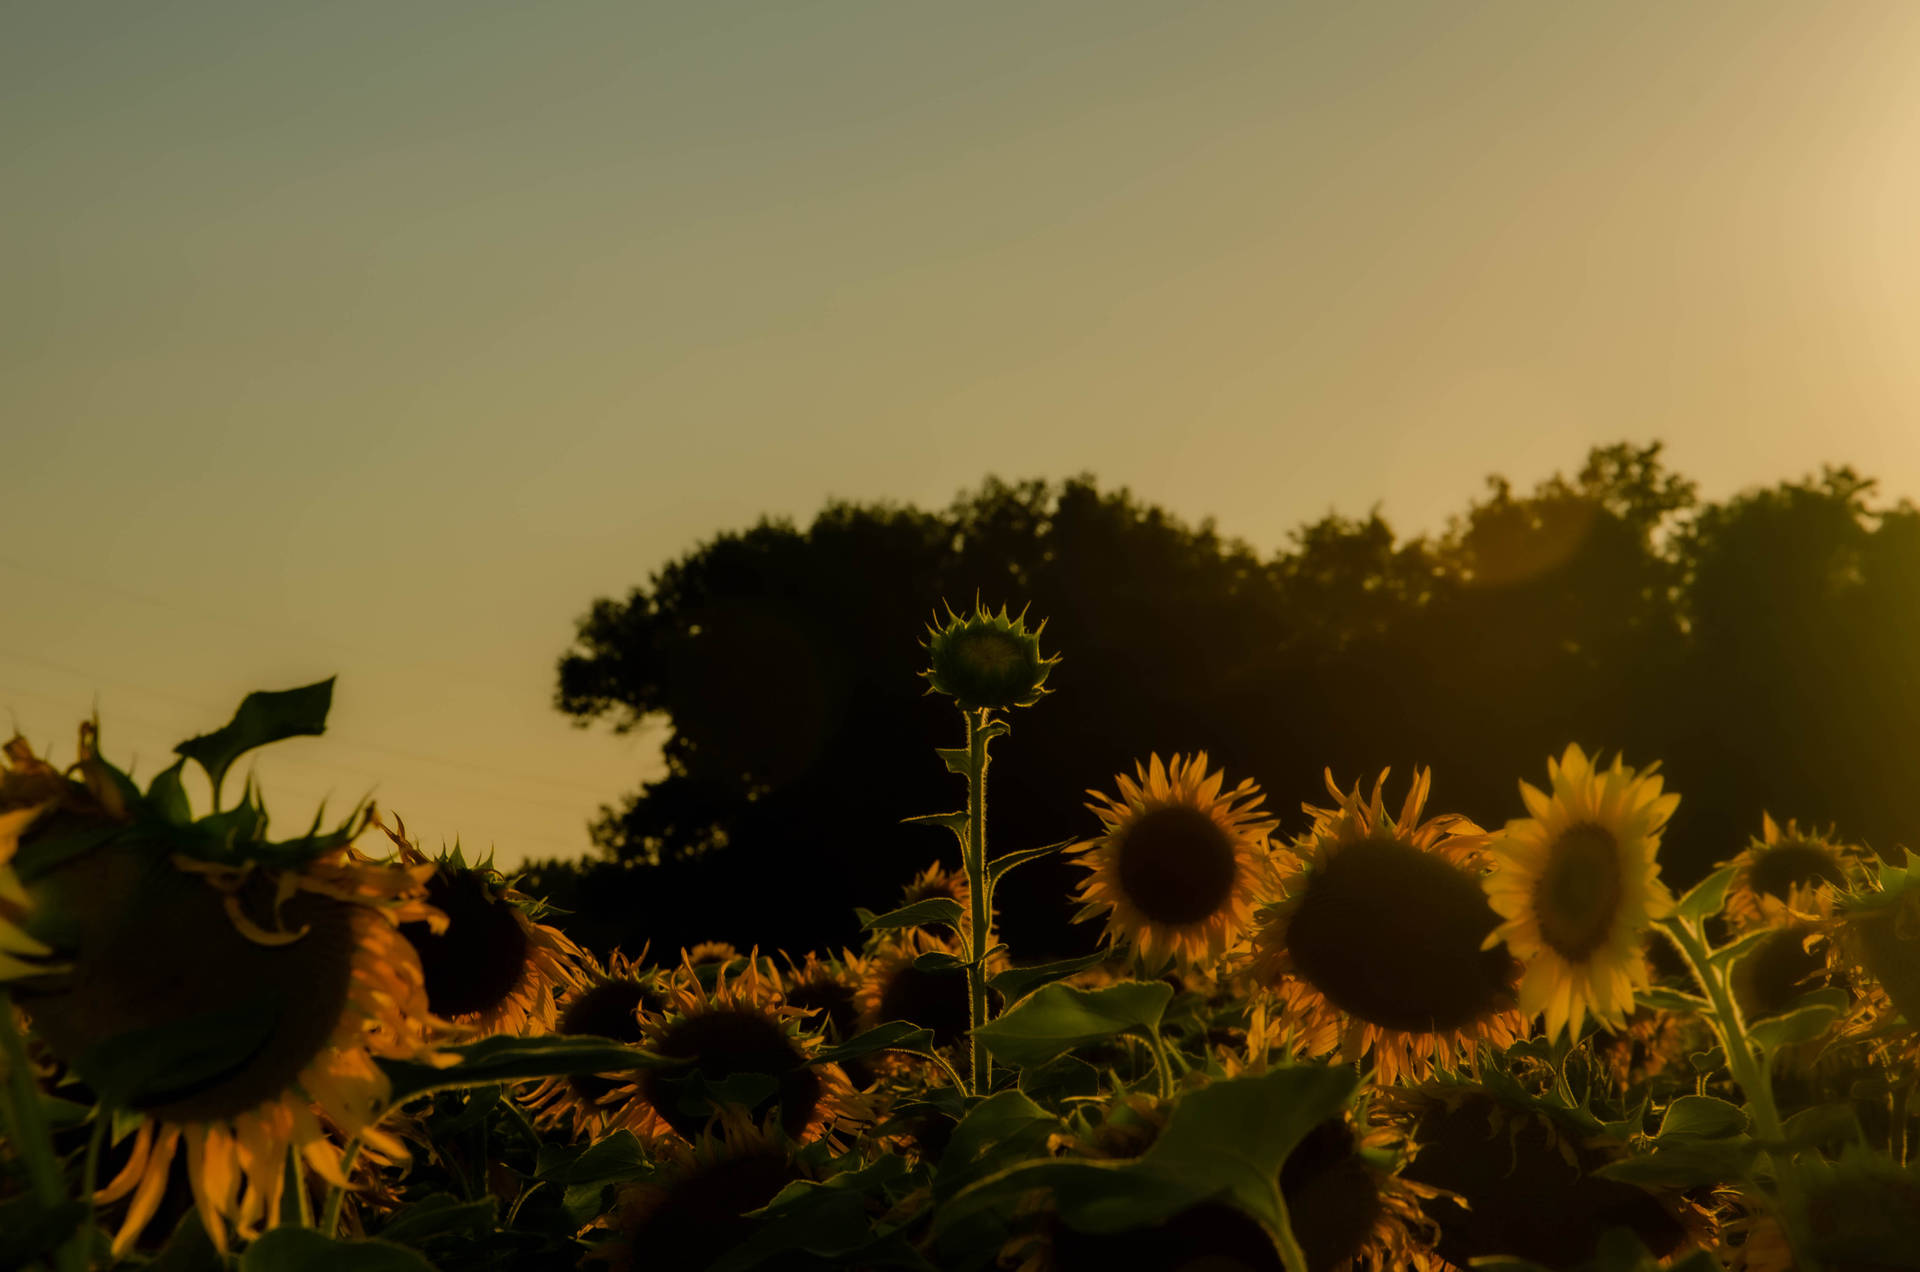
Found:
1139,1031 -> 1174,1102
319,1136 -> 362,1236
0,992 -> 63,1209
283,1144 -> 313,1228
1658,918 -> 1783,1141
72,1108 -> 109,1271
962,707 -> 994,1096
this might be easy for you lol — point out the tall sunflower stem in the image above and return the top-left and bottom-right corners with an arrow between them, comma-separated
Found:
320,1136 -> 362,1236
0,991 -> 64,1211
961,706 -> 995,1096
1656,916 -> 1783,1142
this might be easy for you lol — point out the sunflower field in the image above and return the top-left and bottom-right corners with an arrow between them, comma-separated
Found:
3,604 -> 1919,1272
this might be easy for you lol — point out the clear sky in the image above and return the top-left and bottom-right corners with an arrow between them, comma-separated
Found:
7,2 -> 1918,867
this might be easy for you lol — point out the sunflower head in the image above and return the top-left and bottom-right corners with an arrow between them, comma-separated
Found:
1721,813 -> 1864,932
588,1121 -> 804,1272
1070,752 -> 1278,971
1482,744 -> 1678,1042
637,953 -> 863,1145
899,859 -> 971,913
1247,769 -> 1525,1085
524,949 -> 677,1139
859,932 -> 977,1056
920,599 -> 1058,711
376,813 -> 586,1033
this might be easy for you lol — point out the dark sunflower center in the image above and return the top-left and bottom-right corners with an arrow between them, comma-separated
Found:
1405,1094 -> 1684,1269
954,629 -> 1026,678
1283,838 -> 1514,1032
559,979 -> 654,1102
1749,843 -> 1846,904
784,979 -> 858,1040
20,843 -> 358,1123
1115,805 -> 1240,927
1733,926 -> 1828,1020
876,963 -> 973,1048
1279,1119 -> 1382,1272
400,870 -> 530,1019
1048,1200 -> 1284,1272
1533,822 -> 1624,962
641,1008 -> 822,1141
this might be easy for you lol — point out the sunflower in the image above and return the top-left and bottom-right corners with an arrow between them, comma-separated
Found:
369,812 -> 587,1036
521,949 -> 679,1141
585,1119 -> 804,1272
1481,744 -> 1678,1042
1385,1082 -> 1712,1271
634,952 -> 865,1146
1069,752 -> 1279,971
1823,849 -> 1920,1073
1721,813 -> 1865,933
778,948 -> 876,1087
857,931 -> 979,1070
2,724 -> 445,1255
1247,769 -> 1526,1086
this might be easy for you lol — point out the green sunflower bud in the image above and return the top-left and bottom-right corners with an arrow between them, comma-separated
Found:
920,600 -> 1059,711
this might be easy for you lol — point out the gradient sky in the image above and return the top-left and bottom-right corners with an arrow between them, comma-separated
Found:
7,3 -> 1919,866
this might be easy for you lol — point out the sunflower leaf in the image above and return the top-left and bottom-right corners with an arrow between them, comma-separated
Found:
175,679 -> 335,803
933,1090 -> 1059,1203
1747,988 -> 1849,1051
912,950 -> 967,972
1778,1102 -> 1865,1151
380,1034 -> 669,1104
375,1194 -> 498,1249
811,1021 -> 936,1067
1674,865 -> 1739,924
934,748 -> 973,776
1635,985 -> 1708,1014
238,1228 -> 438,1272
974,981 -> 1173,1068
0,1195 -> 88,1272
862,897 -> 965,934
985,837 -> 1076,885
1655,1094 -> 1748,1141
987,951 -> 1108,1002
145,759 -> 192,824
1709,925 -> 1781,973
1594,1138 -> 1758,1188
902,810 -> 970,846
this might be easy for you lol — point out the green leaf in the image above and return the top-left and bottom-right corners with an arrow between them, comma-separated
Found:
1709,926 -> 1778,973
987,952 -> 1108,1003
1779,1103 -> 1865,1151
933,1091 -> 1059,1203
74,991 -> 280,1109
903,810 -> 970,849
1656,1095 -> 1748,1141
862,897 -> 965,934
974,981 -> 1173,1068
932,1066 -> 1357,1272
934,747 -> 973,777
239,1228 -> 439,1272
146,1211 -> 223,1272
912,950 -> 967,973
381,1034 -> 666,1104
1747,988 -> 1848,1051
146,759 -> 192,824
0,1195 -> 88,1271
376,1195 -> 497,1248
175,679 -> 335,799
1674,865 -> 1738,923
1635,985 -> 1708,1014
986,838 -> 1076,884
538,1130 -> 653,1228
707,1157 -> 922,1272
811,1021 -> 937,1067
1595,1138 -> 1758,1188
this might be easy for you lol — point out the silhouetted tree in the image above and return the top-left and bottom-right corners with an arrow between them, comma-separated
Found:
535,445 -> 1920,959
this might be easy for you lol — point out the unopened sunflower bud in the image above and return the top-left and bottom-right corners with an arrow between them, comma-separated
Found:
920,601 -> 1059,711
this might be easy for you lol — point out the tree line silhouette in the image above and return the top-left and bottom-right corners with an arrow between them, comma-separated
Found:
520,443 -> 1920,961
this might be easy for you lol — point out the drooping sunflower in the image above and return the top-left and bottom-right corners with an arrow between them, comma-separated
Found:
633,953 -> 865,1146
1070,752 -> 1279,971
586,1118 -> 805,1272
2,725 -> 444,1256
370,812 -> 587,1036
1823,848 -> 1920,1072
1721,813 -> 1865,932
522,949 -> 679,1141
1481,744 -> 1678,1042
1248,769 -> 1527,1086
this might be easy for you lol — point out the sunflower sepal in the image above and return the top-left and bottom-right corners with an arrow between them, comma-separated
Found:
920,601 -> 1058,712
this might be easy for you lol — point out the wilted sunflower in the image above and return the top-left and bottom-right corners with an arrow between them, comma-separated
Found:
1070,752 -> 1279,971
372,812 -> 586,1035
2,729 -> 443,1255
634,952 -> 865,1146
1248,769 -> 1526,1086
1481,744 -> 1678,1042
522,949 -> 678,1140
1722,813 -> 1865,932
